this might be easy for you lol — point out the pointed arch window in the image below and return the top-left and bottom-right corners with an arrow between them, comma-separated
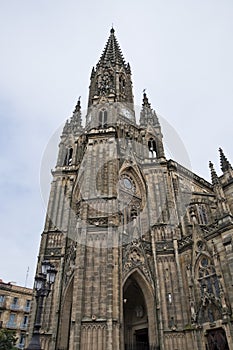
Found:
99,109 -> 107,128
198,204 -> 208,225
198,256 -> 220,298
118,174 -> 141,233
197,255 -> 222,323
148,138 -> 157,158
188,204 -> 209,225
64,147 -> 73,166
119,75 -> 126,94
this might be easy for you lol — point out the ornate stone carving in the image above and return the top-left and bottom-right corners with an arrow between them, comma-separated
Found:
47,232 -> 63,247
178,234 -> 193,250
81,322 -> 107,330
123,239 -> 154,285
96,69 -> 114,96
156,240 -> 173,252
44,247 -> 62,257
87,217 -> 108,226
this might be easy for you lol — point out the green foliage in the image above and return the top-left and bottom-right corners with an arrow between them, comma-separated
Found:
0,329 -> 18,350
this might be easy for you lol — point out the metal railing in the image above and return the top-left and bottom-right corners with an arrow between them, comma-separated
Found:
6,321 -> 17,329
24,306 -> 31,312
20,323 -> 28,330
10,303 -> 20,310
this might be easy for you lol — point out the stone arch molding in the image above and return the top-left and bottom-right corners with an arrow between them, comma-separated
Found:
123,240 -> 154,288
123,267 -> 154,293
123,268 -> 157,347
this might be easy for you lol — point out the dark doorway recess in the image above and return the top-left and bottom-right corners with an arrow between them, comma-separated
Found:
135,328 -> 149,350
206,328 -> 229,350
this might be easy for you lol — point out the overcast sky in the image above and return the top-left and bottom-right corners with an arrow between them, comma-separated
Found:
0,0 -> 232,287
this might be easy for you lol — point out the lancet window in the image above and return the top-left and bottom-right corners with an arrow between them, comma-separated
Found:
196,254 -> 222,323
118,174 -> 141,230
148,138 -> 157,158
99,109 -> 108,128
64,147 -> 73,166
188,204 -> 209,225
198,256 -> 220,298
119,75 -> 126,95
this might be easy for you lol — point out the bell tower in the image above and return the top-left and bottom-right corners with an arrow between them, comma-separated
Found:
29,29 -> 233,350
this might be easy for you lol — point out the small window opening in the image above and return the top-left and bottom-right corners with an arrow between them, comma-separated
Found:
19,334 -> 26,346
23,315 -> 28,326
168,293 -> 172,304
148,139 -> 157,158
198,204 -> 208,225
99,109 -> 107,128
119,76 -> 126,93
64,147 -> 73,166
13,297 -> 18,305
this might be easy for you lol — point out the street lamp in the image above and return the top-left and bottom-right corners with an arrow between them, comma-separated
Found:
26,261 -> 57,350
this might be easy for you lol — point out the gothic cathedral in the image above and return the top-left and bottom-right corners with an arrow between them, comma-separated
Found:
31,29 -> 233,350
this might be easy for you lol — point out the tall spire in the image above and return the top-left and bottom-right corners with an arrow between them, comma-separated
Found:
88,28 -> 134,108
97,28 -> 127,69
219,148 -> 232,173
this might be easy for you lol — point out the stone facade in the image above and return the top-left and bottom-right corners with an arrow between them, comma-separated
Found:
0,279 -> 33,349
28,29 -> 233,350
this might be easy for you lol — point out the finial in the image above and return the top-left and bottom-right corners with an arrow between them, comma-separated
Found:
219,147 -> 232,172
126,62 -> 131,73
110,26 -> 115,34
71,96 -> 82,128
73,96 -> 81,114
209,161 -> 219,185
139,90 -> 160,127
142,89 -> 151,108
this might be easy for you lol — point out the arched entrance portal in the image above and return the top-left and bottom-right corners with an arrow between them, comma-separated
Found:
123,271 -> 156,350
206,328 -> 229,350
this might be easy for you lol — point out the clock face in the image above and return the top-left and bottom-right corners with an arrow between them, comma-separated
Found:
121,107 -> 133,120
